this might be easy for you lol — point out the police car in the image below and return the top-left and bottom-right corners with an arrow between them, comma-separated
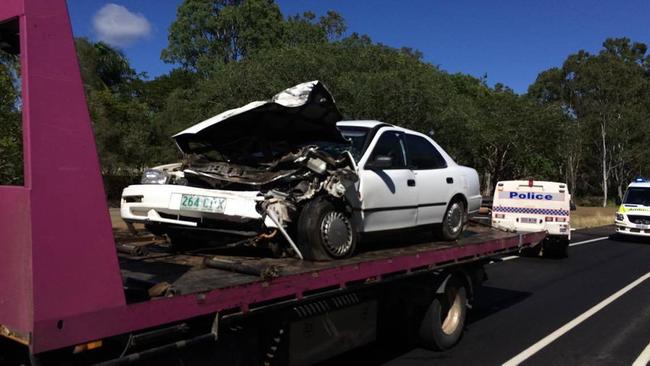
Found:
491,180 -> 571,256
615,177 -> 650,237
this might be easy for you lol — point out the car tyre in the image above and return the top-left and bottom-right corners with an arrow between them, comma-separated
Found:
418,276 -> 468,350
297,198 -> 357,261
440,199 -> 466,241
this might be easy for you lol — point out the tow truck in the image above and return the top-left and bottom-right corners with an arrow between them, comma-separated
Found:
0,1 -> 546,364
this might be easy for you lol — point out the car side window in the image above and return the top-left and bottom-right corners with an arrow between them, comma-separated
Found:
405,134 -> 447,170
368,131 -> 407,169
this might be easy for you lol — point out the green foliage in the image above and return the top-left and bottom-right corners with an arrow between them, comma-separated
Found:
4,0 -> 645,205
529,37 -> 650,204
77,39 -> 172,177
0,50 -> 22,186
162,0 -> 346,72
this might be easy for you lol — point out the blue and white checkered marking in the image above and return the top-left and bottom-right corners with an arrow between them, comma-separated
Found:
493,206 -> 569,216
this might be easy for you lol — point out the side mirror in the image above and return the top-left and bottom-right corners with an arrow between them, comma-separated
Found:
615,197 -> 622,206
366,155 -> 392,170
570,201 -> 577,211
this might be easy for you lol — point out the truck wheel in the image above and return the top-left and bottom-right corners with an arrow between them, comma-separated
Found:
544,238 -> 569,258
418,277 -> 467,350
297,198 -> 357,261
439,200 -> 466,241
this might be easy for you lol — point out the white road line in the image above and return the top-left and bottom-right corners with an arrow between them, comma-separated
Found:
501,255 -> 520,261
569,236 -> 609,247
632,341 -> 650,366
497,236 -> 608,263
502,272 -> 650,366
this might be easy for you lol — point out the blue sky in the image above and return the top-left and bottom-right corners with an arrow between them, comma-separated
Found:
67,0 -> 650,93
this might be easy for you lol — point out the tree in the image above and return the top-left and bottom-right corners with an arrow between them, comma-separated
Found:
529,38 -> 650,205
162,0 -> 347,74
76,38 -> 138,93
162,0 -> 284,70
76,39 -> 170,175
0,50 -> 22,185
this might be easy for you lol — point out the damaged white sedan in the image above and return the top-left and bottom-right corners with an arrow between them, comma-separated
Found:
121,81 -> 481,260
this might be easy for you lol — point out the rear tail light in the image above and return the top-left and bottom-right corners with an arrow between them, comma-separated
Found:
545,216 -> 554,222
555,217 -> 567,222
494,213 -> 505,219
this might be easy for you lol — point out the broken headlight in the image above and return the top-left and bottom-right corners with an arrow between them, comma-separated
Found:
141,169 -> 169,184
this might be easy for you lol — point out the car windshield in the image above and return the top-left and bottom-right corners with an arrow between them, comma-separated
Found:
312,126 -> 369,162
623,187 -> 650,206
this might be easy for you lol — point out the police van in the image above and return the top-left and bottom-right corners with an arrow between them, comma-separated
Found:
614,177 -> 650,237
491,180 -> 571,256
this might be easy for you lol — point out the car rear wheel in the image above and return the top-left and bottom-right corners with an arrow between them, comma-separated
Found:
296,198 -> 357,261
439,199 -> 466,241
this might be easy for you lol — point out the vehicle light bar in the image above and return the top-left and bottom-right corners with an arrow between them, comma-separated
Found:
555,217 -> 567,222
494,213 -> 505,219
545,216 -> 554,222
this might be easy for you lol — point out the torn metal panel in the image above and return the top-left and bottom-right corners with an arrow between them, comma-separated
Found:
173,81 -> 347,155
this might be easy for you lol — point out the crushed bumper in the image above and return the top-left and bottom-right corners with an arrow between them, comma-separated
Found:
120,184 -> 278,229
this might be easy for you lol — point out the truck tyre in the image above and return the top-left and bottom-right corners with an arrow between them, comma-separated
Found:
558,239 -> 569,258
297,198 -> 357,261
544,238 -> 569,258
418,277 -> 467,350
440,199 -> 466,241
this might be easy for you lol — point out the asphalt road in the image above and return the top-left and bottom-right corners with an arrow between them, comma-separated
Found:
328,225 -> 650,366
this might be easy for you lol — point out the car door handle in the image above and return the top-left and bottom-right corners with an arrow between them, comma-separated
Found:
407,179 -> 416,187
446,177 -> 454,184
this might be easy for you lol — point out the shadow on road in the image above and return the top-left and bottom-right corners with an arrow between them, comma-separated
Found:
319,286 -> 531,365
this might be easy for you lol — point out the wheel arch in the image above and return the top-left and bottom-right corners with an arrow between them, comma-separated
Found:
434,269 -> 476,304
448,193 -> 468,213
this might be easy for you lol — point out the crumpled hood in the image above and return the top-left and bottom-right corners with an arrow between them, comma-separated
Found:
173,81 -> 346,154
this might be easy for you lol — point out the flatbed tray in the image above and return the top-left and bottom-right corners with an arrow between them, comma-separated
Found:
118,223 -> 543,302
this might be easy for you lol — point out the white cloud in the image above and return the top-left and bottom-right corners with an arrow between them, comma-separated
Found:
93,4 -> 152,48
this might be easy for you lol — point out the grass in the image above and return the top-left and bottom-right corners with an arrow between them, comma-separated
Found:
571,206 -> 617,229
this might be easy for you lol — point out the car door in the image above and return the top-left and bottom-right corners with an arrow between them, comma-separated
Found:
404,133 -> 451,225
359,130 -> 418,232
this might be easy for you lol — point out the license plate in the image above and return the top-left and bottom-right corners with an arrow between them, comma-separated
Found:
636,224 -> 649,230
180,194 -> 226,213
520,217 -> 538,224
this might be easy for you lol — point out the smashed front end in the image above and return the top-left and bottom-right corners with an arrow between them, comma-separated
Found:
120,81 -> 359,257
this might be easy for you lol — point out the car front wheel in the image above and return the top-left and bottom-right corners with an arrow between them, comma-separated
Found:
296,198 -> 357,261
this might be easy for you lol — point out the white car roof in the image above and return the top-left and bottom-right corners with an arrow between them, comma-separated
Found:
337,120 -> 418,134
628,182 -> 650,188
496,180 -> 568,191
337,120 -> 388,128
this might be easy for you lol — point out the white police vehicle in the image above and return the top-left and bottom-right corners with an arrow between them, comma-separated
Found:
615,177 -> 650,237
491,180 -> 571,256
